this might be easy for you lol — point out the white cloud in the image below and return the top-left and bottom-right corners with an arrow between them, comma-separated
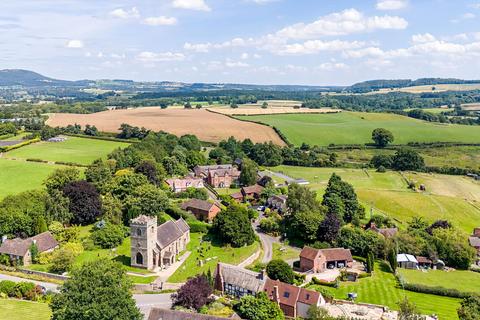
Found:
376,0 -> 407,11
136,51 -> 186,62
275,8 -> 408,39
110,53 -> 126,59
143,16 -> 177,26
412,33 -> 436,43
240,53 -> 249,59
317,62 -> 348,70
172,0 -> 211,11
225,61 -> 249,68
463,12 -> 476,19
66,39 -> 84,48
184,42 -> 212,52
470,2 -> 480,9
109,7 -> 140,19
278,39 -> 365,55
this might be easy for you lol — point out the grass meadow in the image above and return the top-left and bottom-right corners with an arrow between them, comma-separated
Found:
308,262 -> 461,319
0,299 -> 51,320
237,112 -> 480,146
6,136 -> 130,165
272,166 -> 480,232
0,158 -> 64,199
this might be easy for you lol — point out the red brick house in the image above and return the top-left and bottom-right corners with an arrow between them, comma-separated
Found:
299,247 -> 353,273
165,177 -> 204,193
231,184 -> 264,202
194,164 -> 240,188
263,279 -> 325,318
181,199 -> 222,222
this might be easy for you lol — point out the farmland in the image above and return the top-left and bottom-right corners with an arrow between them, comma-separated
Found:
237,112 -> 480,146
0,158 -> 64,199
308,262 -> 461,319
271,165 -> 480,232
367,83 -> 480,94
6,136 -> 130,165
46,107 -> 285,145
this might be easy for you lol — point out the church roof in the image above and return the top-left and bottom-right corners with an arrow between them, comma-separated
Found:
156,219 -> 189,249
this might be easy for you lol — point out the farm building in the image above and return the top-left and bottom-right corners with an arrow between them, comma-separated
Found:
130,215 -> 189,271
299,247 -> 353,273
193,164 -> 240,188
397,254 -> 418,269
0,232 -> 58,266
181,199 -> 222,222
165,177 -> 204,193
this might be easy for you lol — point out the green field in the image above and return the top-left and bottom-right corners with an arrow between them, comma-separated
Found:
307,262 -> 461,319
237,112 -> 480,146
6,136 -> 130,165
335,146 -> 480,170
0,299 -> 51,320
0,158 -> 65,199
168,233 -> 259,283
398,269 -> 480,294
272,166 -> 480,232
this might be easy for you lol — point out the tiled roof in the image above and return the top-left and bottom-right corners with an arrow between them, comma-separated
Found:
320,248 -> 353,262
181,199 -> 218,212
148,308 -> 229,320
469,236 -> 480,247
416,256 -> 432,264
264,279 -> 321,308
208,168 -> 240,178
216,262 -> 266,293
156,219 -> 189,249
194,164 -> 233,177
0,232 -> 58,257
299,246 -> 321,261
242,184 -> 263,195
230,192 -> 244,200
175,218 -> 190,234
166,177 -> 204,189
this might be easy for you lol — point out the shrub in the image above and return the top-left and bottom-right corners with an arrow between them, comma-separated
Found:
266,260 -> 295,284
311,277 -> 337,287
188,220 -> 211,233
0,280 -> 16,296
91,222 -> 126,249
13,282 -> 36,299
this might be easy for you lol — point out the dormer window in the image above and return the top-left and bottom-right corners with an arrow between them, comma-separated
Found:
284,292 -> 290,298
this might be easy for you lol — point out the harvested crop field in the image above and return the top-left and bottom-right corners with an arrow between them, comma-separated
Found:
209,106 -> 340,116
461,103 -> 480,111
46,107 -> 285,145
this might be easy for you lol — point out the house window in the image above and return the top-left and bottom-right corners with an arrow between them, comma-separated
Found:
306,294 -> 310,300
284,292 -> 290,298
136,228 -> 142,237
136,252 -> 143,265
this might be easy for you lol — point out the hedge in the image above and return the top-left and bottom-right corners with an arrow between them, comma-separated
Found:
401,282 -> 474,299
311,277 -> 337,287
0,138 -> 40,152
188,220 -> 211,233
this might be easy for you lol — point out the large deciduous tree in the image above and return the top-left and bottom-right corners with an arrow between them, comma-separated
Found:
235,292 -> 285,320
212,204 -> 256,247
51,259 -> 142,320
317,212 -> 341,244
458,295 -> 480,320
266,259 -> 295,284
63,181 -> 102,225
239,158 -> 258,186
392,148 -> 425,171
371,128 -> 394,148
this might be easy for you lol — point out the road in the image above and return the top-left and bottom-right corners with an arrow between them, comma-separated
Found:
0,273 -> 173,318
253,211 -> 280,264
0,273 -> 59,292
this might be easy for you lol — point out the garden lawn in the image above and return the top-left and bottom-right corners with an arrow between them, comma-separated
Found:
0,158 -> 64,199
0,299 -> 51,320
272,166 -> 480,232
168,233 -> 259,283
237,111 -> 480,146
307,262 -> 461,320
272,243 -> 301,261
398,269 -> 480,294
7,136 -> 130,165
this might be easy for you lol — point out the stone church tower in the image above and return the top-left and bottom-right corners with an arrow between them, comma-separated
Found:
130,215 -> 157,270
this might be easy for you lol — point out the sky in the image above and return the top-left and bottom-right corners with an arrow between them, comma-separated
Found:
1,0 -> 480,85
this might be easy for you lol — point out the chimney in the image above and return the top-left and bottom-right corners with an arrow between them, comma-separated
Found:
1,235 -> 7,243
474,228 -> 480,237
273,285 -> 280,304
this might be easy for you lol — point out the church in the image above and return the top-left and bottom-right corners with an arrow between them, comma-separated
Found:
130,215 -> 190,271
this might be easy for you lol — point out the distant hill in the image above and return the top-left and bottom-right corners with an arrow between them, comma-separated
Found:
349,78 -> 480,93
0,69 -> 90,87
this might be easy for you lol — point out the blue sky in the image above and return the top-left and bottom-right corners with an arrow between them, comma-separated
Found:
1,0 -> 480,85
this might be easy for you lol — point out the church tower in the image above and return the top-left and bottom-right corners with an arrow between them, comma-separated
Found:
130,215 -> 157,270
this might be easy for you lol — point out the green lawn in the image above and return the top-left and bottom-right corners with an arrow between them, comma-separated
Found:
0,158 -> 64,199
272,243 -> 301,261
168,233 -> 259,283
7,136 -> 130,165
0,299 -> 51,320
398,269 -> 480,294
307,262 -> 461,320
237,111 -> 480,146
272,166 -> 480,232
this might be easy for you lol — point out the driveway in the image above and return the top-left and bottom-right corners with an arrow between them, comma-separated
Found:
0,273 -> 59,293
